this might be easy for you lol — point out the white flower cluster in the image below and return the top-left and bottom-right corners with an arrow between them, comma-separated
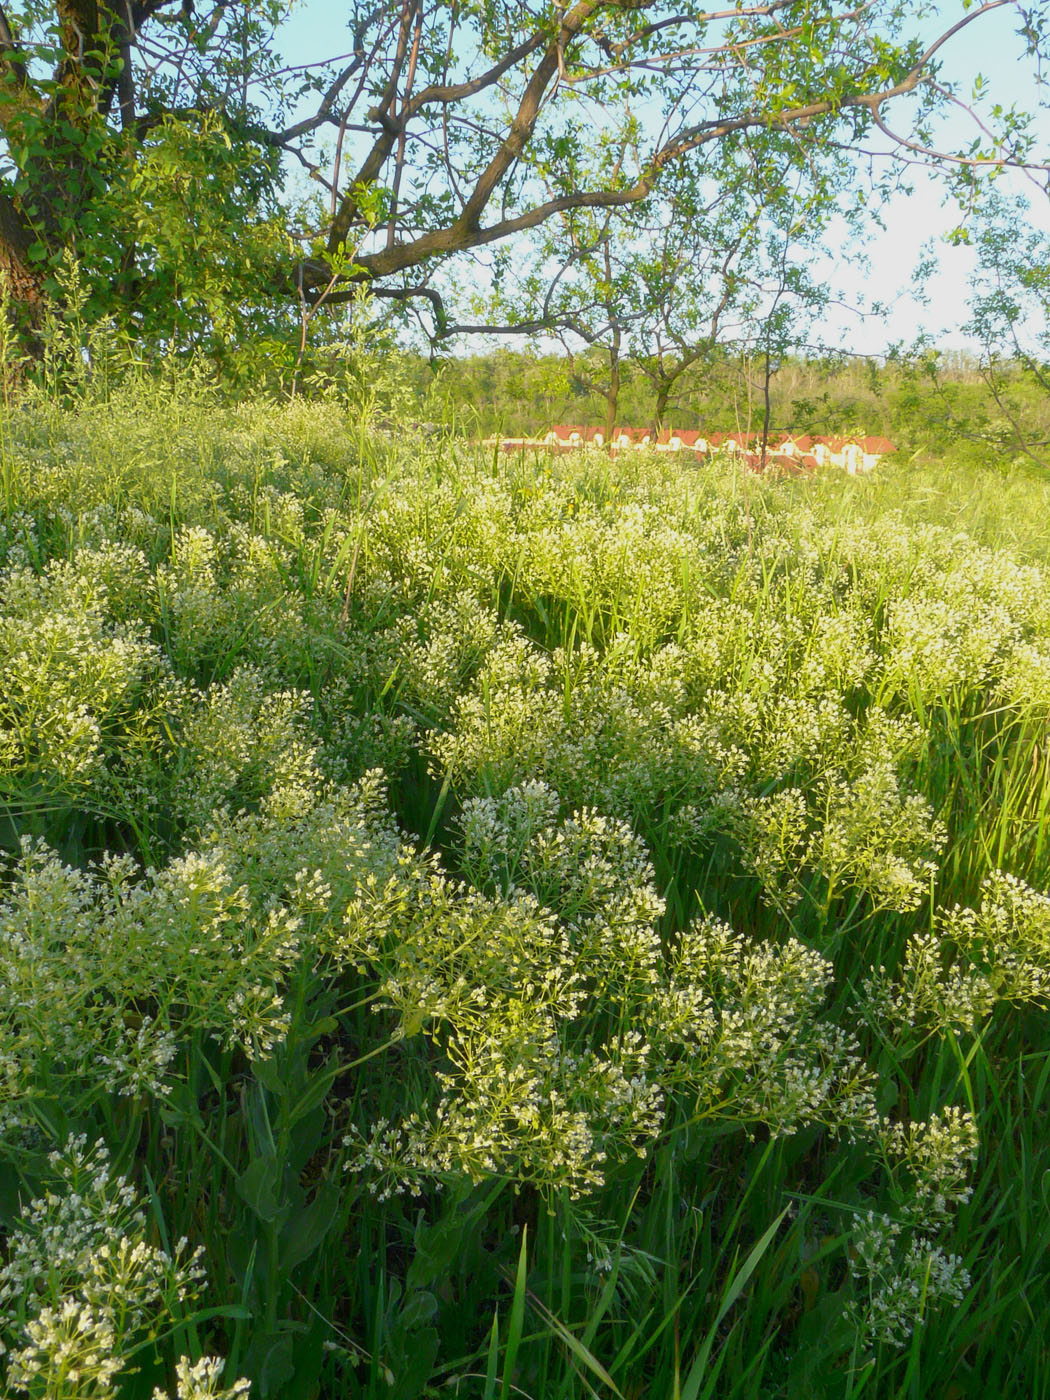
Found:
660,918 -> 878,1133
837,1106 -> 980,1349
170,665 -> 323,832
0,839 -> 295,1110
0,1136 -> 247,1399
0,508 -> 39,569
157,520 -> 314,678
879,1106 -> 980,1224
431,611 -> 945,918
1,763 -> 407,1120
847,1211 -> 971,1350
866,870 -> 1050,1034
154,1357 -> 251,1400
342,785 -> 877,1198
0,551 -> 165,793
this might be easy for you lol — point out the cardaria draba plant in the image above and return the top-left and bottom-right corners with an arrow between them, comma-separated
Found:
0,763 -> 410,1134
7,397 -> 1050,1390
0,552 -> 169,807
0,836 -> 300,1127
864,869 -> 1050,1037
341,785 -> 878,1201
837,1107 -> 979,1351
0,1135 -> 249,1399
846,1211 -> 972,1351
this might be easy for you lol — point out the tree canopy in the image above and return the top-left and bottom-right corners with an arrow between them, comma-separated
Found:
0,0 -> 1046,364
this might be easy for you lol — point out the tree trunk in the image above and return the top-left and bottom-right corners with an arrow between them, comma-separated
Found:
0,198 -> 45,346
0,2 -> 142,342
653,377 -> 672,431
604,332 -> 620,443
760,346 -> 773,467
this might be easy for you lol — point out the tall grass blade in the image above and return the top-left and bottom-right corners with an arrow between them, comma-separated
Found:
678,1207 -> 789,1400
501,1225 -> 528,1400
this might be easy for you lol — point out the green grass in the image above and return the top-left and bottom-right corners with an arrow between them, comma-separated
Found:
3,380 -> 1050,1399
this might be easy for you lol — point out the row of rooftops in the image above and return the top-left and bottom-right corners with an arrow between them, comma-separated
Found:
483,426 -> 897,473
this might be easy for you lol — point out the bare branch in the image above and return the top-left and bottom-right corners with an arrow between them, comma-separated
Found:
277,58 -> 364,145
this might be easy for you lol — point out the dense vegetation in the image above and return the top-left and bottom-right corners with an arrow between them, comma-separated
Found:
3,366 -> 1050,1398
0,5 -> 1047,1395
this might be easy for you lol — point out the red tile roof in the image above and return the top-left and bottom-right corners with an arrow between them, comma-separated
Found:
533,427 -> 894,462
858,436 -> 897,453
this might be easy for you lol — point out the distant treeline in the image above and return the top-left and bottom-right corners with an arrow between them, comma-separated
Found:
405,347 -> 1049,468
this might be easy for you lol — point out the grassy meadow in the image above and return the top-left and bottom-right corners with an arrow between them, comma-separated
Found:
4,378 -> 1050,1399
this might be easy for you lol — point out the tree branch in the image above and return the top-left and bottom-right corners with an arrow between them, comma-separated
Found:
0,3 -> 35,97
276,57 -> 363,145
337,1 -> 1020,288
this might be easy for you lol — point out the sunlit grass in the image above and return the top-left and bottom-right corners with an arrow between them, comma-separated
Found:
3,384 -> 1050,1398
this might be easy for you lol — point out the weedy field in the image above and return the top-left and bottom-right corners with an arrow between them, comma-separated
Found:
3,380 -> 1050,1400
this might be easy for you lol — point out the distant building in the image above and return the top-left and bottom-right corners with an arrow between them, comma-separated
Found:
774,434 -> 815,457
487,426 -> 897,470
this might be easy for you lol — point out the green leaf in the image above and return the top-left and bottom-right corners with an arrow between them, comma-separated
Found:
236,1152 -> 283,1223
388,1327 -> 440,1400
252,1055 -> 284,1094
398,1289 -> 439,1331
279,1176 -> 342,1273
406,1181 -> 504,1292
286,1052 -> 341,1127
246,1330 -> 296,1399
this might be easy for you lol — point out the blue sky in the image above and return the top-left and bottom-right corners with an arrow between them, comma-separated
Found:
273,2 -> 1050,355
